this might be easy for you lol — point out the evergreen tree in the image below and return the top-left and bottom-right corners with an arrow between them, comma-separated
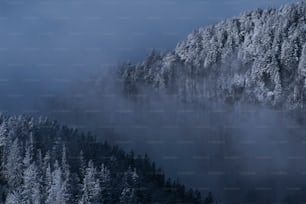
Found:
61,145 -> 71,202
21,161 -> 41,204
5,138 -> 22,189
79,150 -> 86,179
46,160 -> 69,204
99,163 -> 112,203
79,160 -> 101,204
5,190 -> 21,204
204,192 -> 214,204
42,152 -> 52,203
119,167 -> 138,204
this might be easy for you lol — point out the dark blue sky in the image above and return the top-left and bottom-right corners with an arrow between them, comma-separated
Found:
0,0 -> 298,112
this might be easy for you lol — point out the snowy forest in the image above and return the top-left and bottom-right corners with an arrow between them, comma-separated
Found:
121,1 -> 306,109
0,115 -> 208,203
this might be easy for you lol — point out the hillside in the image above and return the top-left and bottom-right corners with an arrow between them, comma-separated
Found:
0,115 -> 207,203
120,1 -> 306,109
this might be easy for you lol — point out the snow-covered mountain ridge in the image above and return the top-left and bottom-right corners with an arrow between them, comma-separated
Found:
121,1 -> 306,109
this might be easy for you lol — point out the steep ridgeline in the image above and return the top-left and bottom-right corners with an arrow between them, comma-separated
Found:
121,1 -> 306,109
0,115 -> 208,204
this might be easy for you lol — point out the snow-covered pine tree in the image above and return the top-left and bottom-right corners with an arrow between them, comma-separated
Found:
46,160 -> 69,204
21,160 -> 41,204
5,190 -> 21,204
5,138 -> 22,189
61,145 -> 71,202
0,121 -> 7,196
99,163 -> 112,203
42,151 -> 52,203
119,167 -> 138,204
79,150 -> 86,180
79,160 -> 101,204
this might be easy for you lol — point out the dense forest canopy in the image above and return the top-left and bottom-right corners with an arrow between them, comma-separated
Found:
121,1 -> 306,109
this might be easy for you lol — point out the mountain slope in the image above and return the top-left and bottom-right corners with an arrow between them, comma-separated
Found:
0,115 -> 205,203
120,1 -> 306,109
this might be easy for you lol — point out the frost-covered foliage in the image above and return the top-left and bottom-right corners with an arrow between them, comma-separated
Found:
120,1 -> 306,109
0,115 -> 204,203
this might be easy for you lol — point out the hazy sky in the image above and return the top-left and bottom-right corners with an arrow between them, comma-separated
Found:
0,0 -> 298,112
